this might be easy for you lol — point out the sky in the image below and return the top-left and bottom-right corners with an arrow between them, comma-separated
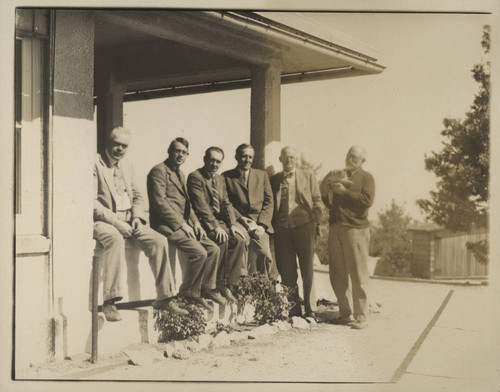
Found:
123,12 -> 491,222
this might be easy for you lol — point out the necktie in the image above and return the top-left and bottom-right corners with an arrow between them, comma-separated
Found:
277,179 -> 289,224
212,177 -> 221,214
242,171 -> 248,186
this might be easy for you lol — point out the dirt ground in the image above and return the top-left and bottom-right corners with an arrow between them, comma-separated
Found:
17,272 -> 499,392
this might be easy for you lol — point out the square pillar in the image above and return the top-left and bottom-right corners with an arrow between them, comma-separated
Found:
250,60 -> 282,171
95,65 -> 125,153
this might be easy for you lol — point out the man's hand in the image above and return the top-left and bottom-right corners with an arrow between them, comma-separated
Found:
250,224 -> 265,240
131,218 -> 144,236
239,216 -> 254,228
193,222 -> 207,240
115,220 -> 133,239
181,222 -> 196,239
213,227 -> 229,243
230,225 -> 245,239
332,183 -> 347,195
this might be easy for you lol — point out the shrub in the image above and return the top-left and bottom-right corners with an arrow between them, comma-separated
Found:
153,298 -> 207,343
370,200 -> 412,274
210,321 -> 234,337
237,273 -> 293,325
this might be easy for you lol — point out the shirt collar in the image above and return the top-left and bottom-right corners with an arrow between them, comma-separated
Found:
104,150 -> 120,168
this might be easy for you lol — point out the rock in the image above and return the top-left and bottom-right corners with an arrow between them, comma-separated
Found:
174,340 -> 187,352
186,340 -> 201,352
213,331 -> 231,347
291,316 -> 310,329
242,304 -> 255,323
273,320 -> 291,331
197,334 -> 213,349
229,331 -> 249,342
172,350 -> 189,360
305,317 -> 317,325
164,343 -> 176,358
124,349 -> 158,366
236,314 -> 246,324
248,324 -> 277,338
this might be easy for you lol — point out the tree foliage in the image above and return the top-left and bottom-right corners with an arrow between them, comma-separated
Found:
417,25 -> 490,233
370,200 -> 413,273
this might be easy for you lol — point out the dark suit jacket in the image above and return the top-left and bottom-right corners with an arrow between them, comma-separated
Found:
187,168 -> 236,233
222,167 -> 274,233
147,160 -> 199,237
94,153 -> 147,225
270,168 -> 323,228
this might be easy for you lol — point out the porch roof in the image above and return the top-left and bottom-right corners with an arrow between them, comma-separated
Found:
93,10 -> 385,101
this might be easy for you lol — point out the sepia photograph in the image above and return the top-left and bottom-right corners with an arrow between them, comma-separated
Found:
1,1 -> 499,391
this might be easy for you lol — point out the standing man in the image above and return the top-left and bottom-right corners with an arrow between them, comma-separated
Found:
147,137 -> 224,308
94,126 -> 187,322
187,147 -> 247,302
222,144 -> 278,279
270,146 -> 322,319
321,146 -> 375,329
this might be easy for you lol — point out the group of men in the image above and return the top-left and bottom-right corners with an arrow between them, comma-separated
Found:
94,126 -> 375,330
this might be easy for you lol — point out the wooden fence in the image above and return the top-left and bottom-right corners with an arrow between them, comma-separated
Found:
409,228 -> 488,279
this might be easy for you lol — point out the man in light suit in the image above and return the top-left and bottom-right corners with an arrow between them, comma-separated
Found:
222,144 -> 278,279
270,146 -> 322,318
93,126 -> 187,322
148,137 -> 224,308
187,147 -> 247,302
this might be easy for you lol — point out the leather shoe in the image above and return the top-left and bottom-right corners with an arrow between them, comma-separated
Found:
304,311 -> 316,321
351,320 -> 368,330
220,287 -> 237,303
201,289 -> 227,305
329,315 -> 353,325
103,302 -> 121,322
153,298 -> 189,316
289,306 -> 302,318
185,295 -> 212,310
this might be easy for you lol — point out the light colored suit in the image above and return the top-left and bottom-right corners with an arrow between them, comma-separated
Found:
93,153 -> 175,303
223,167 -> 278,279
148,160 -> 219,297
270,168 -> 322,315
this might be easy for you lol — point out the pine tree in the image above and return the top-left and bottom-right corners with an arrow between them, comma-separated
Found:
417,25 -> 490,263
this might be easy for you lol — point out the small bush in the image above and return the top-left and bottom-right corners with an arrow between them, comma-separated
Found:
237,273 -> 293,325
153,298 -> 207,343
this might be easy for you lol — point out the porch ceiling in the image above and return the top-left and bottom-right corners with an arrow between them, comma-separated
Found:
94,10 -> 385,100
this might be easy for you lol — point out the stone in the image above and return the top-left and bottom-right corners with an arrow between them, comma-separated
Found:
242,304 -> 255,323
124,348 -> 159,366
228,331 -> 249,342
291,316 -> 310,330
273,320 -> 291,331
164,343 -> 176,358
213,331 -> 231,347
174,340 -> 187,352
305,317 -> 317,325
172,350 -> 190,360
186,340 -> 201,352
197,334 -> 213,350
248,324 -> 277,339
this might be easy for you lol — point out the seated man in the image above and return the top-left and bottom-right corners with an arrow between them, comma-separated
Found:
187,147 -> 247,302
93,126 -> 187,322
222,144 -> 278,280
147,137 -> 224,308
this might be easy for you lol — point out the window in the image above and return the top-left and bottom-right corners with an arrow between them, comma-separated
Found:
15,9 -> 50,237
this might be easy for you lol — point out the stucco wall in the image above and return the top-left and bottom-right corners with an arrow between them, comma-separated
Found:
51,10 -> 96,359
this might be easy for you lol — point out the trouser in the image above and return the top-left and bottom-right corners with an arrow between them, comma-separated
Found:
164,228 -> 219,298
208,221 -> 246,289
93,221 -> 175,303
274,221 -> 317,314
246,231 -> 279,280
328,223 -> 370,321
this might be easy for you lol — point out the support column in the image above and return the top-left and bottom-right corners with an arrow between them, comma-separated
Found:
96,65 -> 125,153
250,59 -> 282,172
